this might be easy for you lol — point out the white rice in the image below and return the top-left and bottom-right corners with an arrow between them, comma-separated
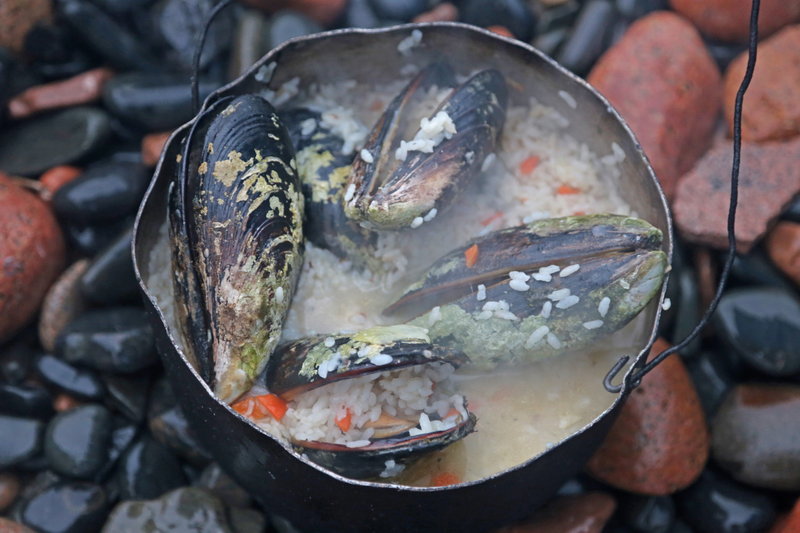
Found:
583,320 -> 604,330
559,264 -> 580,277
397,29 -> 423,56
598,297 -> 611,318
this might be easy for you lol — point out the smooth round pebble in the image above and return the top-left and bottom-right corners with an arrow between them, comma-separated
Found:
115,436 -> 186,500
102,487 -> 232,532
44,405 -> 112,479
36,354 -> 106,400
459,0 -> 536,41
0,384 -> 54,420
0,415 -> 43,468
20,482 -> 110,533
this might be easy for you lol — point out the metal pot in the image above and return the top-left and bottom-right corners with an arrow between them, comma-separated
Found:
132,22 -> 672,532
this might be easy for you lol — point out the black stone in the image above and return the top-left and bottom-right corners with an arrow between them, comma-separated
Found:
345,0 -> 381,28
80,226 -> 138,305
24,24 -> 79,65
670,268 -> 701,359
44,405 -> 112,479
685,352 -> 735,417
35,354 -> 106,400
115,436 -> 186,500
59,0 -> 159,72
0,47 -> 40,105
95,419 -> 139,482
0,416 -> 43,468
535,0 -> 580,35
0,383 -> 54,419
556,0 -> 617,75
228,507 -> 267,533
88,0 -> 156,14
621,494 -> 675,533
56,308 -> 157,374
103,487 -> 233,532
705,39 -> 747,71
267,10 -> 323,50
104,373 -> 151,423
149,378 -> 212,465
102,72 -> 218,131
714,288 -> 800,376
0,339 -> 35,384
730,249 -> 796,293
0,107 -> 112,176
460,0 -> 537,41
20,482 -> 110,533
670,520 -> 693,533
782,194 -> 800,223
615,0 -> 666,19
532,28 -> 569,57
64,216 -> 134,257
677,470 -> 775,533
52,160 -> 150,224
194,463 -> 252,508
367,0 -> 428,21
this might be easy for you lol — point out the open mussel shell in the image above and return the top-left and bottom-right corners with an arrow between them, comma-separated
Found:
133,23 -> 672,532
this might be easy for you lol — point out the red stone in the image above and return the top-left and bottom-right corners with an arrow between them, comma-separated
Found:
586,339 -> 709,495
770,498 -> 800,533
8,68 -> 114,120
141,131 -> 172,167
0,173 -> 65,343
0,0 -> 52,54
587,12 -> 721,199
38,165 -> 82,201
670,0 -> 800,43
495,493 -> 616,533
723,25 -> 800,142
53,393 -> 82,412
766,222 -> 800,285
0,518 -> 35,533
694,248 -> 717,311
38,259 -> 90,353
237,0 -> 346,26
0,473 -> 20,512
673,137 -> 800,253
413,3 -> 458,23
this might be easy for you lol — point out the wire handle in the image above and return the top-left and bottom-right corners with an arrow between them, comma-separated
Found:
191,0 -> 235,114
604,0 -> 762,393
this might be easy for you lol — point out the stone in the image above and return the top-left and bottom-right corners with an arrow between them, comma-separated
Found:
194,463 -> 252,508
723,26 -> 800,142
712,383 -> 800,490
0,473 -> 20,512
678,470 -> 775,533
267,10 -> 323,50
535,0 -> 580,35
344,0 -> 380,28
770,498 -> 800,533
533,28 -> 569,57
19,482 -> 110,533
64,216 -> 133,256
555,0 -> 617,75
38,260 -> 90,353
80,227 -> 137,305
38,166 -> 82,201
693,248 -> 717,310
714,288 -> 800,376
614,0 -> 666,20
670,0 -> 800,43
705,39 -> 746,71
0,384 -> 54,420
149,378 -> 212,465
53,394 -> 82,413
0,416 -> 43,468
141,131 -> 171,167
731,249 -> 796,293
7,68 -> 113,120
587,12 -> 721,199
36,354 -> 106,400
0,519 -> 35,533
0,107 -> 112,176
497,492 -> 616,533
104,374 -> 151,423
237,0 -> 346,27
57,307 -> 157,373
44,404 -> 112,479
620,494 -> 674,533
673,137 -> 800,253
460,0 -> 537,41
115,436 -> 186,500
0,340 -> 34,385
0,174 -> 65,343
666,268 -> 701,358
102,487 -> 233,533
368,0 -> 428,21
412,2 -> 458,23
228,507 -> 267,533
0,0 -> 52,54
685,351 -> 736,417
766,222 -> 800,285
586,339 -> 709,495
229,9 -> 270,78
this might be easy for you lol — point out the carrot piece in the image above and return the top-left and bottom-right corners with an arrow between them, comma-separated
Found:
444,408 -> 460,419
431,472 -> 461,487
519,155 -> 540,175
556,184 -> 581,195
335,408 -> 352,432
464,244 -> 480,268
232,398 -> 254,416
256,394 -> 288,421
487,25 -> 514,39
480,211 -> 503,227
573,210 -> 586,216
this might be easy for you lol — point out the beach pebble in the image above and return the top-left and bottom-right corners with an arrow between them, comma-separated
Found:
114,436 -> 187,499
64,217 -> 133,256
194,463 -> 252,508
766,222 -> 800,285
586,339 -> 708,495
670,0 -> 800,43
588,12 -> 721,199
44,404 -> 112,479
344,0 -> 381,28
368,0 -> 428,21
0,518 -> 35,533
677,470 -> 775,533
0,416 -> 43,468
0,384 -> 54,420
19,481 -> 110,533
38,166 -> 82,200
673,137 -> 800,253
0,341 -> 35,385
497,492 -> 616,533
723,26 -> 800,142
267,10 -> 323,50
0,107 -> 112,176
103,487 -> 233,532
714,288 -> 800,376
619,494 -> 674,533
141,131 -> 171,167
556,0 -> 617,75
770,499 -> 800,533
712,384 -> 800,490
148,378 -> 212,465
36,354 -> 106,401
56,307 -> 157,373
105,374 -> 151,423
413,2 -> 458,23
0,174 -> 65,343
7,68 -> 113,120
731,250 -> 796,293
460,0 -> 537,41
705,38 -> 746,71
239,0 -> 346,26
614,0 -> 665,19
685,351 -> 735,418
80,227 -> 138,305
0,0 -> 52,54
0,473 -> 20,512
38,259 -> 89,353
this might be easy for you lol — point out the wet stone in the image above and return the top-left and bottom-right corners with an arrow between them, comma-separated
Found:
104,374 -> 151,423
685,351 -> 736,418
88,0 -> 155,14
783,194 -> 800,223
615,0 -> 665,19
0,518 -> 35,533
20,481 -> 110,533
228,507 -> 267,533
148,381 -> 211,465
0,107 -> 111,176
44,404 -> 112,479
412,2 -> 458,23
533,28 -> 569,57
64,216 -> 133,256
678,470 -> 775,533
102,487 -> 233,532
141,131 -> 171,167
267,10 -> 323,50
670,0 -> 800,43
714,288 -> 800,377
499,492 -> 616,532
0,0 -> 53,54
345,0 -> 381,28
556,0 -> 617,76
194,463 -> 252,508
535,0 -> 580,35
52,160 -> 149,224
0,472 -> 21,512
80,227 -> 137,305
669,269 -> 701,359
0,341 -> 34,385
115,436 -> 187,500
620,495 -> 674,533
0,47 -> 38,105
460,0 -> 537,41
0,416 -> 43,468
766,222 -> 800,286
731,249 -> 796,293
0,384 -> 54,419
39,165 -> 82,200
368,0 -> 428,21
712,384 -> 800,491
38,260 -> 90,354
705,39 -> 746,71
36,354 -> 105,400
56,307 -> 157,374
8,68 -> 114,120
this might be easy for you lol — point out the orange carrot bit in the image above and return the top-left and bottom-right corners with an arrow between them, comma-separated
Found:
573,210 -> 586,216
335,408 -> 353,433
431,472 -> 461,487
464,244 -> 480,268
232,398 -> 255,416
480,211 -> 503,227
444,408 -> 461,419
487,25 -> 514,39
518,155 -> 540,175
556,184 -> 581,195
256,394 -> 288,421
